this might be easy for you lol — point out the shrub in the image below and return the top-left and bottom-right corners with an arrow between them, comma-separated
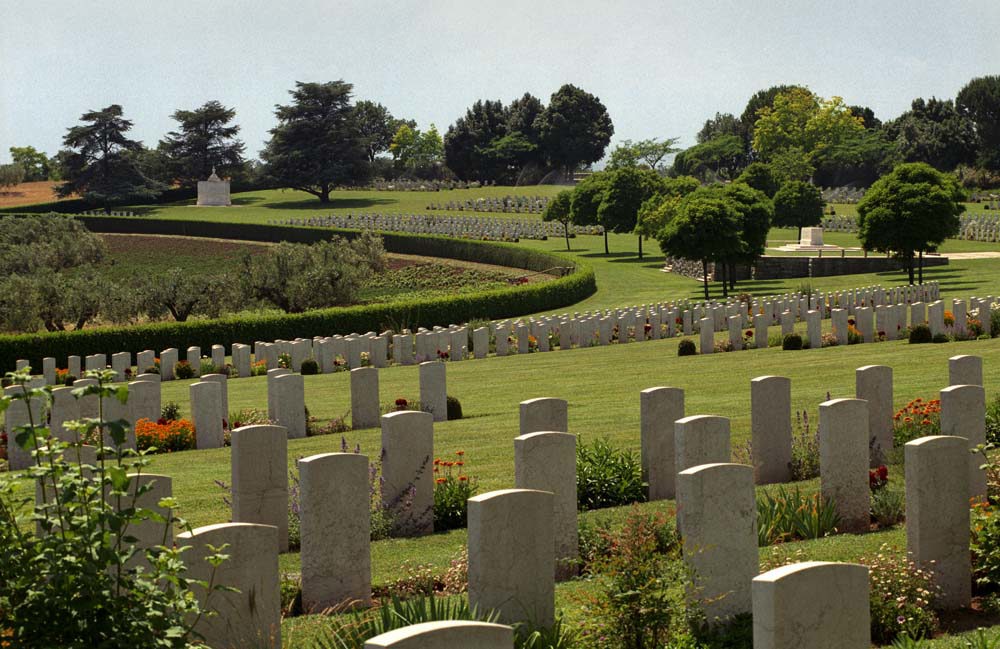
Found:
931,332 -> 950,343
160,401 -> 181,421
228,407 -> 272,429
756,486 -> 839,546
871,488 -> 906,528
433,451 -> 476,531
987,394 -> 1000,445
576,437 -> 645,510
781,333 -> 802,350
446,395 -> 463,420
277,353 -> 292,369
134,417 -> 196,453
789,410 -> 820,481
865,547 -> 939,644
199,358 -> 217,376
173,360 -> 194,379
972,495 -> 1000,594
299,358 -> 319,375
143,365 -> 159,375
677,339 -> 697,356
893,397 -> 941,448
909,324 -> 932,344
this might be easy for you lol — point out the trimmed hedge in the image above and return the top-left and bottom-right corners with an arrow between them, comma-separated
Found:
0,218 -> 596,370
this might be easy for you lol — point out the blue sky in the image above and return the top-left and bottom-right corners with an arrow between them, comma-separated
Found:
1,0 -> 998,164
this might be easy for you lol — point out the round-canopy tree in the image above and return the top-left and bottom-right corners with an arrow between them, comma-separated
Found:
542,189 -> 574,250
773,180 -> 824,240
597,166 -> 666,259
857,162 -> 965,284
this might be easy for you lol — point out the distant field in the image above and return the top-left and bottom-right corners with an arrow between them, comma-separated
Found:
0,180 -> 67,208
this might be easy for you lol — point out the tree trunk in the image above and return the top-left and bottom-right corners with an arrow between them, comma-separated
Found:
604,231 -> 609,255
797,225 -> 802,242
729,263 -> 737,291
318,187 -> 331,203
906,251 -> 915,285
564,222 -> 570,251
702,259 -> 710,300
918,250 -> 924,284
721,264 -> 729,299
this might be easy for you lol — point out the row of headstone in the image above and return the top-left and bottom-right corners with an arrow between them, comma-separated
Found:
366,179 -> 485,191
821,210 -> 1000,243
274,212 -> 603,240
426,194 -> 551,214
820,186 -> 866,204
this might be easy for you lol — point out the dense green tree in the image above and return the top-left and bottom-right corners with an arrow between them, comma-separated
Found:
813,129 -> 896,187
656,190 -> 743,300
480,132 -> 538,184
390,124 -> 446,178
542,189 -> 574,250
569,172 -> 611,253
8,146 -> 50,181
672,135 -> 746,181
56,104 -> 164,209
262,81 -> 370,202
0,215 -> 106,276
740,84 -> 807,144
443,99 -> 508,181
634,175 -> 700,241
697,112 -> 744,144
504,92 -> 546,174
536,84 -> 614,175
857,163 -> 964,284
772,180 -> 824,240
142,268 -> 230,322
847,105 -> 881,130
883,98 -> 977,171
159,100 -> 245,187
597,167 -> 666,258
0,164 -> 24,190
720,183 -> 773,290
607,138 -> 680,172
736,162 -> 780,198
956,76 -> 1000,170
353,100 -> 414,164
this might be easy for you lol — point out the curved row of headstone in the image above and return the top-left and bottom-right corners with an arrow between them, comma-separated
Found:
271,212 -> 603,240
363,179 -> 488,191
425,195 -> 551,214
820,186 -> 866,204
822,211 -> 1000,242
17,354 -> 984,647
13,281 -> 954,389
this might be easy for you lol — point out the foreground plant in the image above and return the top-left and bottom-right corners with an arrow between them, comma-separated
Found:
0,368 -> 228,648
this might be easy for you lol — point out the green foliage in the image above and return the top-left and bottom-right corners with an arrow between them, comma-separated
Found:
736,162 -> 780,198
781,333 -> 803,350
316,595 -> 498,649
161,401 -> 181,421
261,81 -> 371,202
0,163 -> 25,190
598,166 -> 666,256
159,100 -> 245,187
173,360 -> 195,379
300,358 -> 319,375
772,180 -> 824,232
56,104 -> 165,207
446,395 -> 463,420
884,97 -> 978,172
536,84 -> 615,172
677,339 -> 697,356
0,214 -> 106,276
606,137 -> 680,172
389,123 -> 446,179
697,112 -> 744,144
0,222 -> 596,372
858,162 -> 965,283
871,488 -> 906,528
932,332 -> 951,343
909,324 -> 933,344
443,99 -> 510,182
986,394 -> 1000,445
576,437 -> 645,510
756,486 -> 840,546
8,145 -> 50,181
957,75 -> 1000,170
672,135 -> 746,181
722,182 -> 773,264
865,548 -> 940,644
433,452 -> 476,531
0,368 -> 225,647
543,189 -> 574,250
789,410 -> 820,481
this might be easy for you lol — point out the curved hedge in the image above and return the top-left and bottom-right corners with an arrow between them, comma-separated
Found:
0,218 -> 596,369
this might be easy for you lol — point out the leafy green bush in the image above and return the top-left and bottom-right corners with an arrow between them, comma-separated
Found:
756,486 -> 839,546
446,395 -> 463,420
433,451 -> 476,531
909,324 -> 932,344
871,488 -> 906,528
199,357 -> 217,376
865,548 -> 939,644
576,437 -> 645,510
987,394 -> 1000,445
0,368 -> 227,647
931,332 -> 950,343
173,360 -> 194,379
300,358 -> 319,375
677,339 -> 697,356
160,401 -> 181,421
781,333 -> 802,350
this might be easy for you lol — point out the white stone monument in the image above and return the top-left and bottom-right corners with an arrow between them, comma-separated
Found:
196,167 -> 231,206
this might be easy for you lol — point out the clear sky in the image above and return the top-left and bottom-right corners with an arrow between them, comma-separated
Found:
1,0 -> 998,164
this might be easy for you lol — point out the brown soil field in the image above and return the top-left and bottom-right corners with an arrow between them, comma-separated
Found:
0,181 -> 66,208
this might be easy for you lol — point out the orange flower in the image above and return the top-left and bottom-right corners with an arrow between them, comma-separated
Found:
435,477 -> 447,484
458,475 -> 469,482
904,417 -> 913,423
455,450 -> 465,456
921,419 -> 932,425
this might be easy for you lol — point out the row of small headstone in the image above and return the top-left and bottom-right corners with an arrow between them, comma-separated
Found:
80,209 -> 135,217
365,179 -> 486,191
12,281 -> 954,388
426,195 -> 551,214
822,211 -> 1000,242
273,212 -> 603,241
820,186 -> 866,204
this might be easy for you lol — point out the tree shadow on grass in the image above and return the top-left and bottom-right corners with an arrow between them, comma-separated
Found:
230,195 -> 266,206
259,197 -> 397,210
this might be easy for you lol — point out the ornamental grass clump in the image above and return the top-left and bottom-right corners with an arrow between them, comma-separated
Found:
576,437 -> 645,510
756,485 -> 840,546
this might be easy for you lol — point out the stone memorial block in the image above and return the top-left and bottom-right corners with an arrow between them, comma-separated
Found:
515,432 -> 577,578
287,340 -> 308,372
85,354 -> 105,372
856,306 -> 874,342
232,425 -> 289,552
68,355 -> 81,378
191,381 -> 224,449
186,346 -> 201,376
418,361 -> 447,422
751,376 -> 792,484
598,318 -> 612,346
363,621 -> 513,648
177,523 -> 280,648
196,168 -> 232,206
4,385 -> 45,470
641,387 -> 685,499
371,335 -> 389,368
953,299 -> 968,335
201,373 -> 229,422
699,317 -> 714,354
819,398 -> 870,533
519,397 -> 567,435
940,384 -> 987,501
210,344 -> 226,371
805,310 -> 821,349
728,315 -> 743,350
905,436 -> 971,608
299,452 -> 371,611
473,327 -> 489,359
928,300 -> 945,336
351,367 -> 380,429
753,313 -> 768,349
831,309 -> 848,345
121,473 -> 173,570
160,348 -> 178,380
346,336 -> 365,369
136,350 -> 156,375
381,410 -> 434,536
674,415 -> 730,475
495,328 -> 509,356
856,365 -> 893,460
266,368 -> 291,421
272,373 -> 306,439
42,357 -> 56,385
780,311 -> 794,336
911,301 -> 926,327
127,380 -> 160,428
949,355 -> 983,386
468,489 -> 554,628
15,359 -> 29,371
683,310 -> 693,335
232,344 -> 251,378
752,562 -> 870,649
677,463 -> 757,621
73,377 -> 99,419
49,386 -> 80,442
517,323 -> 531,353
